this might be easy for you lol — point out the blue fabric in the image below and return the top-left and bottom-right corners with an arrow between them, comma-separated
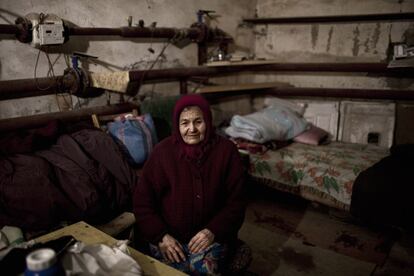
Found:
108,114 -> 157,165
149,243 -> 227,276
25,263 -> 64,276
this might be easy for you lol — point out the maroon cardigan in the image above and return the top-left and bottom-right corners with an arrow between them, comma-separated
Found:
133,135 -> 247,244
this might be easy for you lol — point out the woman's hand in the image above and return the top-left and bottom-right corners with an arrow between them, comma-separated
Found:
158,234 -> 186,263
188,228 -> 215,254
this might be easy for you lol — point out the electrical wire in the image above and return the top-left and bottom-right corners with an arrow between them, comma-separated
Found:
137,32 -> 179,99
31,13 -> 77,112
47,51 -> 74,111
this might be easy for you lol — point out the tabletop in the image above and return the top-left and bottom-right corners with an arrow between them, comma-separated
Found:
34,221 -> 187,276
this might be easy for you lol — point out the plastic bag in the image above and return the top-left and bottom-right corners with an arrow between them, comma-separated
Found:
108,113 -> 158,166
62,240 -> 142,276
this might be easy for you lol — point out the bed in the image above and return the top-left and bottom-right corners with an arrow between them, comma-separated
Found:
247,141 -> 389,210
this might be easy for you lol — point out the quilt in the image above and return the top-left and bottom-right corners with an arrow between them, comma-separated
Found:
248,142 -> 389,210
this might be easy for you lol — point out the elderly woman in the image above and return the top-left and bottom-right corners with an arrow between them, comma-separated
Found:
133,94 -> 247,275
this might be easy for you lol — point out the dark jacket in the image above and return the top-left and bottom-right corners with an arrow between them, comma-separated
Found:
0,129 -> 137,231
133,135 -> 247,244
350,144 -> 414,230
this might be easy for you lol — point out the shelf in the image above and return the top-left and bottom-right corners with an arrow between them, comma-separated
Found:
196,82 -> 285,93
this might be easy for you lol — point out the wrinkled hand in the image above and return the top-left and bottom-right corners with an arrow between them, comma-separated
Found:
188,228 -> 215,254
158,234 -> 186,263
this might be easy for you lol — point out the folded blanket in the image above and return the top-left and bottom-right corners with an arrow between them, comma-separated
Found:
225,105 -> 308,143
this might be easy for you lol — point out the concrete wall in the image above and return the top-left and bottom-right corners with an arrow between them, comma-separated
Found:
251,0 -> 414,144
253,0 -> 414,89
0,0 -> 256,119
1,0 -> 413,144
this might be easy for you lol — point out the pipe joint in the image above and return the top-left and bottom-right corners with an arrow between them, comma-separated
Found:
190,22 -> 209,43
14,16 -> 32,43
61,68 -> 89,97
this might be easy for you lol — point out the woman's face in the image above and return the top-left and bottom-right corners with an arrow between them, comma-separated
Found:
179,106 -> 206,145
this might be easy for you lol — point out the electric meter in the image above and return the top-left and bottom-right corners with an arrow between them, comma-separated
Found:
25,13 -> 65,48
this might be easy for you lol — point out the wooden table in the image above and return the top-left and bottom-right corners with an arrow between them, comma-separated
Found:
34,221 -> 187,276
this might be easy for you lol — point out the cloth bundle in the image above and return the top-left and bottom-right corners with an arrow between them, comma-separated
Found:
225,100 -> 308,143
108,113 -> 158,166
62,241 -> 142,276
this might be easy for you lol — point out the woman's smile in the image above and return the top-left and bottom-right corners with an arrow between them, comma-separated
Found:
179,106 -> 206,145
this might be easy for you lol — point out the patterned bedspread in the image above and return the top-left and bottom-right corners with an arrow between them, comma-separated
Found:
248,142 -> 389,210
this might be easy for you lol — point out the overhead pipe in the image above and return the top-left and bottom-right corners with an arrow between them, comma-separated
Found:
0,76 -> 63,100
0,62 -> 410,101
1,20 -> 231,44
201,87 -> 414,101
67,26 -> 201,39
0,103 -> 138,133
265,87 -> 414,101
2,16 -> 231,64
128,62 -> 402,81
243,12 -> 414,24
0,24 -> 18,34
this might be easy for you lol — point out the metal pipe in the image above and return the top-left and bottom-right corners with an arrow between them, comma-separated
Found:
0,62 -> 409,100
0,103 -> 138,133
179,79 -> 188,94
0,24 -> 19,34
243,12 -> 414,24
198,42 -> 208,65
67,26 -> 201,39
202,87 -> 414,101
0,23 -> 228,43
68,27 -> 122,36
0,77 -> 63,100
265,87 -> 414,101
129,62 -> 401,81
67,26 -> 230,41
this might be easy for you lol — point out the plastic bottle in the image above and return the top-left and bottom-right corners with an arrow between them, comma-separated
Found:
24,248 -> 63,276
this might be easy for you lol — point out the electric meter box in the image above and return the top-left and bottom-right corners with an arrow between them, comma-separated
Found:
25,13 -> 65,47
38,24 -> 65,45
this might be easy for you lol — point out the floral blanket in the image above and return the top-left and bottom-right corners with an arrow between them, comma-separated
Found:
248,142 -> 389,210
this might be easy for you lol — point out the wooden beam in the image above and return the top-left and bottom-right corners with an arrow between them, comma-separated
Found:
196,82 -> 290,93
0,103 -> 138,133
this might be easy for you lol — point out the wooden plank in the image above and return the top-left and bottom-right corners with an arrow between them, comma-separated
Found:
34,221 -> 187,276
196,82 -> 285,94
205,59 -> 279,67
95,212 -> 136,237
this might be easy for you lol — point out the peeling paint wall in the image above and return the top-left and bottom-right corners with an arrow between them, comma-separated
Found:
1,0 -> 413,143
254,0 -> 414,89
0,0 -> 256,119
253,0 -> 414,144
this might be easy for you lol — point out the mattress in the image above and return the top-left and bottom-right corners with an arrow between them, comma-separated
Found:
248,142 -> 389,210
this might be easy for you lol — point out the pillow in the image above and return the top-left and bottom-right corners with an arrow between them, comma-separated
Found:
293,124 -> 330,145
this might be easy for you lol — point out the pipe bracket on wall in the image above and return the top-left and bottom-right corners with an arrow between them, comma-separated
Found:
61,68 -> 104,98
